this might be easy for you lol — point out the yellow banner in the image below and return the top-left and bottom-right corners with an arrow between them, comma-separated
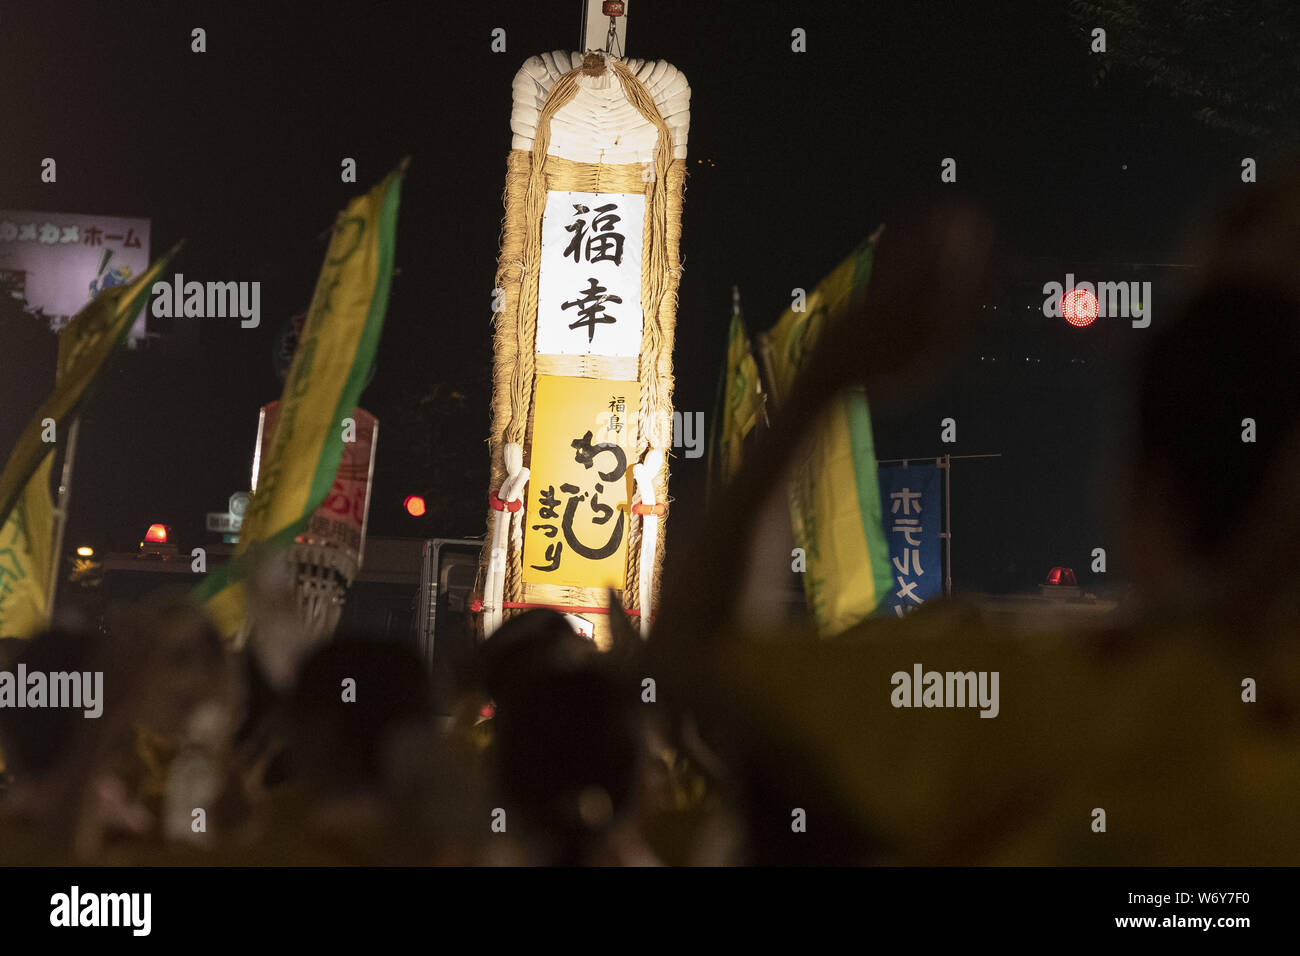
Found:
0,250 -> 174,532
787,392 -> 889,634
0,247 -> 175,640
197,165 -> 404,638
0,455 -> 54,638
764,243 -> 863,405
522,375 -> 637,589
764,238 -> 891,635
718,312 -> 762,485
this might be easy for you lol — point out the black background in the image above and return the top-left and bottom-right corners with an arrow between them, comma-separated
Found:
0,0 -> 1273,595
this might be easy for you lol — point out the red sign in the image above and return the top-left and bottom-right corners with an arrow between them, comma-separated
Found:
256,403 -> 378,558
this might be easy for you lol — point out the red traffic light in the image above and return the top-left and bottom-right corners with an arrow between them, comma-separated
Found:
403,495 -> 427,517
1062,288 -> 1099,328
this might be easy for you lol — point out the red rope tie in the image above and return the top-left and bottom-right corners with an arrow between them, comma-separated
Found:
631,502 -> 667,516
489,491 -> 523,513
470,598 -> 641,617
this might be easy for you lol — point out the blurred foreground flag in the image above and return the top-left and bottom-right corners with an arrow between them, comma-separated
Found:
0,248 -> 175,636
195,162 -> 405,640
0,456 -> 54,638
711,294 -> 764,487
761,237 -> 891,635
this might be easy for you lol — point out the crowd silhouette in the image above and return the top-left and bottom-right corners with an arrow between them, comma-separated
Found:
3,172 -> 1299,865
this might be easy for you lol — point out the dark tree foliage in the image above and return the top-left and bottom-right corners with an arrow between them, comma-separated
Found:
1069,0 -> 1300,144
369,375 -> 489,539
0,278 -> 56,460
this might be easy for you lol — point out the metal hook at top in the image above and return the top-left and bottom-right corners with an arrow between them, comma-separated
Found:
602,0 -> 625,56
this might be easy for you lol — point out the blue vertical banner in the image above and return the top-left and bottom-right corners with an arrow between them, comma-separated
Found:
877,464 -> 943,617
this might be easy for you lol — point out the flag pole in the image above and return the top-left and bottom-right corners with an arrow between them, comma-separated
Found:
46,415 -> 81,617
755,332 -> 781,410
581,1 -> 627,56
705,287 -> 739,503
733,286 -> 771,428
942,453 -> 952,597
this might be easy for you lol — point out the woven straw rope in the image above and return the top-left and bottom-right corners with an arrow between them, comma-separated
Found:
484,61 -> 685,628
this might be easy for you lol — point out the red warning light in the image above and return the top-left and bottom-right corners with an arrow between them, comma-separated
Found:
1046,566 -> 1078,586
144,523 -> 169,543
403,495 -> 426,517
1062,288 -> 1099,328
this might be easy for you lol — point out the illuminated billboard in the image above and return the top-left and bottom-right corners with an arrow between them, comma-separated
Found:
0,209 -> 152,340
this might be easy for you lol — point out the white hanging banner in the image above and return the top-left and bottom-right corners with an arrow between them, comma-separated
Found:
536,190 -> 644,358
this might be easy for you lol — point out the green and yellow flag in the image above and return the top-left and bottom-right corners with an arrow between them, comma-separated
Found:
0,456 -> 54,638
712,305 -> 764,487
194,163 -> 405,639
0,249 -> 176,637
761,237 -> 891,635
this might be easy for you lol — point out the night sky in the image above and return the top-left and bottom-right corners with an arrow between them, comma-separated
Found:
1,1 -> 1272,594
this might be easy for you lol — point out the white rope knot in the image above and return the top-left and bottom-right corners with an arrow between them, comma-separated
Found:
631,448 -> 665,637
485,442 -> 529,636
